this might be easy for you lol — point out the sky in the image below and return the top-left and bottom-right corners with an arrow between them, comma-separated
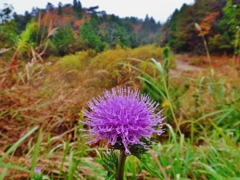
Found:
1,0 -> 194,23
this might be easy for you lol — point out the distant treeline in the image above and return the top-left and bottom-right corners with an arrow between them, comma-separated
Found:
0,0 -> 239,57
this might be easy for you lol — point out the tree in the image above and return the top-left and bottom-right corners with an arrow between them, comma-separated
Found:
58,2 -> 62,16
80,21 -> 104,52
87,6 -> 99,13
137,15 -> 159,45
51,23 -> 74,56
76,1 -> 82,19
73,0 -> 77,11
46,2 -> 54,13
31,7 -> 39,17
161,0 -> 227,54
13,11 -> 32,31
144,14 -> 149,22
73,0 -> 82,18
167,9 -> 179,48
0,4 -> 17,48
77,1 -> 82,11
222,0 -> 240,63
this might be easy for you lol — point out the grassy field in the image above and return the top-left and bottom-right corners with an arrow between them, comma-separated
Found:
0,45 -> 240,179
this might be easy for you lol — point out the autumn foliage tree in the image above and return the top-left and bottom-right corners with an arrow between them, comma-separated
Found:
161,0 -> 227,55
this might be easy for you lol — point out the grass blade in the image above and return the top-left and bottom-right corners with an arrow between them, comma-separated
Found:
0,126 -> 39,161
67,151 -> 74,180
0,167 -> 8,180
210,120 -> 240,154
30,128 -> 42,177
136,155 -> 163,179
0,162 -> 30,173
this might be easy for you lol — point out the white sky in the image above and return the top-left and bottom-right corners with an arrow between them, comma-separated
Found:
1,0 -> 194,23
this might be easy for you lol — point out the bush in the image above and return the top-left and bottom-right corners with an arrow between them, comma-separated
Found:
59,50 -> 93,70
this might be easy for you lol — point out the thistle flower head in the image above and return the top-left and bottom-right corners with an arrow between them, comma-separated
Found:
83,87 -> 164,155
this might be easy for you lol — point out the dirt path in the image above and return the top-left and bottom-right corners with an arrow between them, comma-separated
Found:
169,59 -> 205,77
174,59 -> 204,71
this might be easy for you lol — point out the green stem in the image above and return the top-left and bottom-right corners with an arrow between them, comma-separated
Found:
234,28 -> 240,67
116,150 -> 127,180
162,70 -> 179,133
202,36 -> 212,68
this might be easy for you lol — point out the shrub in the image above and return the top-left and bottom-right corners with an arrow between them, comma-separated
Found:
59,50 -> 93,70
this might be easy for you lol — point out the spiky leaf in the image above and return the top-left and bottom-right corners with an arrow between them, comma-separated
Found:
102,152 -> 118,179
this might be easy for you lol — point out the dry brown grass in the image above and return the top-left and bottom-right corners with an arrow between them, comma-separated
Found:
0,58 -> 109,178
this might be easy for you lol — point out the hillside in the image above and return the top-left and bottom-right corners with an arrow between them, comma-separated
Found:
7,1 -> 161,56
1,0 -> 239,60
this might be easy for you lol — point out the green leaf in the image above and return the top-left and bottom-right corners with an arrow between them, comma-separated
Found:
102,152 -> 118,177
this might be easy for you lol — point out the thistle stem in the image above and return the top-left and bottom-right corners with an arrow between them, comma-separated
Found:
116,150 -> 127,180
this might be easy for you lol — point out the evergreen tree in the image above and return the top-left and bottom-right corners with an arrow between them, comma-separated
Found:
77,1 -> 82,11
73,0 -> 77,11
73,0 -> 82,18
220,0 -> 240,57
0,4 -> 17,48
58,2 -> 62,16
46,2 -> 54,12
51,23 -> 74,56
76,0 -> 83,19
167,9 -> 179,48
138,15 -> 159,45
80,21 -> 104,52
13,11 -> 32,31
31,7 -> 39,17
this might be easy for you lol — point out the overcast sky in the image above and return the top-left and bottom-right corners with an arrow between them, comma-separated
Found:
1,0 -> 194,23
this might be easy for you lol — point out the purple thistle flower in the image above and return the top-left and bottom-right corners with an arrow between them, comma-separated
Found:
83,87 -> 165,155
